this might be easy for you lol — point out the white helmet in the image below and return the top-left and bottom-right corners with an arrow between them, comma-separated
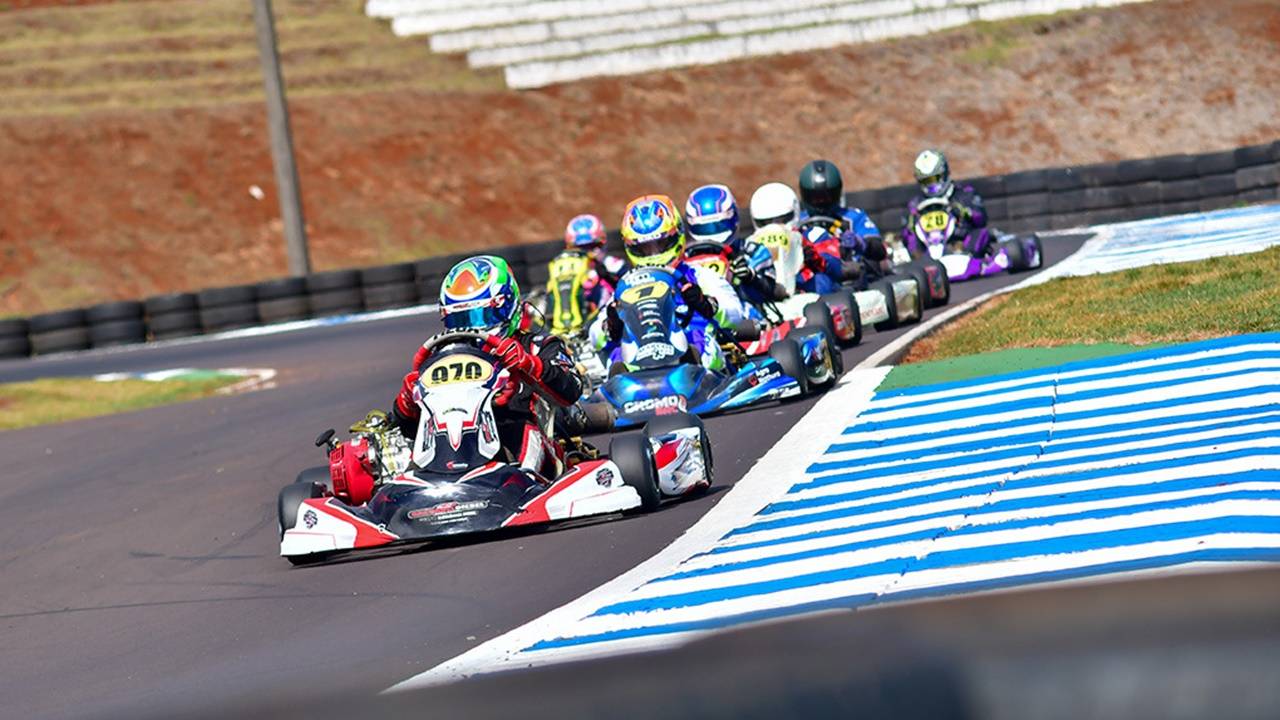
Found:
749,182 -> 800,229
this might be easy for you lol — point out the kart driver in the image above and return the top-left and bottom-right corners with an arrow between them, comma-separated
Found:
390,255 -> 584,476
563,213 -> 627,309
907,148 -> 992,257
601,194 -> 732,372
748,182 -> 844,294
797,159 -> 887,288
684,183 -> 786,309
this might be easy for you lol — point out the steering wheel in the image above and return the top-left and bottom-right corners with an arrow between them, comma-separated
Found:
797,215 -> 842,235
420,330 -> 493,355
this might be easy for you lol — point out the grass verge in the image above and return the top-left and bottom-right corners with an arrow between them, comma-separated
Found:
0,375 -> 240,430
906,245 -> 1280,363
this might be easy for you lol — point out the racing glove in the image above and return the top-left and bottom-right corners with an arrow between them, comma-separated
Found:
393,370 -> 421,422
802,243 -> 827,274
730,254 -> 756,285
950,201 -> 973,220
680,281 -> 718,320
484,335 -> 544,380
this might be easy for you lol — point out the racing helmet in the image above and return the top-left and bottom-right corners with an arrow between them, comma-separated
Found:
438,255 -> 522,336
621,194 -> 685,268
564,213 -> 606,252
684,184 -> 740,250
798,159 -> 845,216
914,149 -> 953,199
749,182 -> 800,229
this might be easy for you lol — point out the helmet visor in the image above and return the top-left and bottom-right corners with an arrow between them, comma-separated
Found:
802,186 -> 842,210
687,217 -> 736,243
754,210 -> 796,227
919,174 -> 948,196
629,233 -> 681,258
442,299 -> 504,331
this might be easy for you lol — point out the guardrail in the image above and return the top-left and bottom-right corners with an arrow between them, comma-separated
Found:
0,140 -> 1275,360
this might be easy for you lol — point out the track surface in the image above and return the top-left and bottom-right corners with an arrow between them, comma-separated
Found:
0,236 -> 1085,720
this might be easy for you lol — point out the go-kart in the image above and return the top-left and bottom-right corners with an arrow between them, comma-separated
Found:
683,241 -> 861,356
540,249 -> 608,391
585,266 -> 840,429
752,222 -> 921,333
900,196 -> 1043,281
276,331 -> 713,565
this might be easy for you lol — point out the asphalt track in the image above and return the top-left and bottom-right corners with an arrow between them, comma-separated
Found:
0,234 -> 1086,720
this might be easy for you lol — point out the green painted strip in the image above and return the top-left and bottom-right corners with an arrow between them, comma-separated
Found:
877,343 -> 1170,391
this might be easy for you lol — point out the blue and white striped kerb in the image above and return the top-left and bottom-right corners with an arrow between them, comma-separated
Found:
515,333 -> 1280,660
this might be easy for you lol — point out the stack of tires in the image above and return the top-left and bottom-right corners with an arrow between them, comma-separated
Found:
197,285 -> 259,333
255,277 -> 310,324
85,301 -> 147,347
27,309 -> 90,355
413,258 -> 447,304
145,293 -> 201,340
306,269 -> 363,317
360,263 -> 419,311
0,318 -> 30,359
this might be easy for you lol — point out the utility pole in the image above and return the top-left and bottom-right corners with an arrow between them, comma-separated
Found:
251,0 -> 311,276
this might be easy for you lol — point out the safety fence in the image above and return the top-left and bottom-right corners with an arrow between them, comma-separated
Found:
0,140 -> 1275,360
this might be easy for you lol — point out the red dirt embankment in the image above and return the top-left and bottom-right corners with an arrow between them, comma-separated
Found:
1,0 -> 1278,314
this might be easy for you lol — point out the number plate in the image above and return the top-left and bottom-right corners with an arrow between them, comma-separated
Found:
619,281 -> 670,305
421,356 -> 495,387
754,226 -> 793,250
689,255 -> 727,277
919,211 -> 950,233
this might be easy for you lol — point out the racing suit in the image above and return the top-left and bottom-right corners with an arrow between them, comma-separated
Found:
795,224 -> 844,294
906,184 -> 989,257
800,206 -> 886,290
390,323 -> 584,477
584,250 -> 628,309
603,263 -> 731,372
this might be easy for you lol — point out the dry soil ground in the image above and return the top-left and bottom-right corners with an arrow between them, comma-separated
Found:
0,0 -> 1277,314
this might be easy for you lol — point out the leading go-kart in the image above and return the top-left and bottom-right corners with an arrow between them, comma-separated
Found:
900,196 -> 1044,281
585,266 -> 840,429
277,331 -> 713,565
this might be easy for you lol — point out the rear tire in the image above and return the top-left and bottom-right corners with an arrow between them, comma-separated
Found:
820,289 -> 862,347
905,265 -> 932,311
801,301 -> 843,382
581,402 -> 615,435
609,433 -> 660,512
870,279 -> 899,332
768,338 -> 810,397
1004,237 -> 1028,273
644,411 -> 712,479
1026,234 -> 1045,269
927,259 -> 951,306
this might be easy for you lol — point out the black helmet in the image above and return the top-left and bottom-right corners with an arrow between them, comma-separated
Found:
799,159 -> 844,216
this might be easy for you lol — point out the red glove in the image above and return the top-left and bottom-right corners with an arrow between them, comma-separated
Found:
803,243 -> 826,273
394,370 -> 420,418
484,335 -> 543,379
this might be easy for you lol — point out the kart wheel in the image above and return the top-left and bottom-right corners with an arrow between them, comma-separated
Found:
870,279 -> 899,332
581,402 -> 616,435
802,302 -> 843,382
294,466 -> 333,492
905,265 -> 933,311
644,411 -> 713,482
277,480 -> 326,539
819,288 -> 862,347
768,338 -> 810,397
609,433 -> 661,512
1004,237 -> 1028,272
927,259 -> 951,306
1026,234 -> 1045,269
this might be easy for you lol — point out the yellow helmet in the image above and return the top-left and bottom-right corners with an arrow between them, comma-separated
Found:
620,194 -> 685,268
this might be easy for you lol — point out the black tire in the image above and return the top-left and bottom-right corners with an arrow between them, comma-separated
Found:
28,308 -> 86,334
581,402 -> 615,434
295,466 -> 333,492
255,277 -> 307,301
362,282 -> 419,310
30,327 -> 90,354
801,301 -> 843,381
86,300 -> 143,325
914,259 -> 951,307
360,263 -> 414,286
0,318 -> 28,338
644,411 -> 713,489
200,303 -> 259,331
1026,235 -> 1045,269
609,433 -> 660,512
819,288 -> 862,347
144,292 -> 198,316
197,284 -> 256,309
147,310 -> 201,335
870,279 -> 899,332
308,288 -> 364,317
1004,237 -> 1029,273
905,265 -> 932,311
258,296 -> 310,323
152,326 -> 203,341
306,269 -> 361,293
768,338 -> 810,397
89,319 -> 146,347
0,335 -> 31,358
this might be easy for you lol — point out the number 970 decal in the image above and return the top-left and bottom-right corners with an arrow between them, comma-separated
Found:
421,356 -> 495,387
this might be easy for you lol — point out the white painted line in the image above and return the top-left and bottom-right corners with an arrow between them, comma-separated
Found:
386,365 -> 892,690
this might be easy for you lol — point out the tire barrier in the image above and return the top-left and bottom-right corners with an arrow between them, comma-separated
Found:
0,141 -> 1275,360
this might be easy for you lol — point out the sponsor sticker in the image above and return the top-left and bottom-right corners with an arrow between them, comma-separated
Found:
596,467 -> 615,487
303,509 -> 318,529
623,396 -> 687,416
635,342 -> 678,362
407,500 -> 488,521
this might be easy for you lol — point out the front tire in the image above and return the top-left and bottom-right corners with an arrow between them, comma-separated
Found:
644,411 -> 714,492
609,433 -> 661,512
769,338 -> 810,397
870,279 -> 900,332
819,289 -> 862,347
1003,236 -> 1028,272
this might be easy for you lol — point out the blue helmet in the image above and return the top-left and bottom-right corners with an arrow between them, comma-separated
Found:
684,184 -> 740,250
